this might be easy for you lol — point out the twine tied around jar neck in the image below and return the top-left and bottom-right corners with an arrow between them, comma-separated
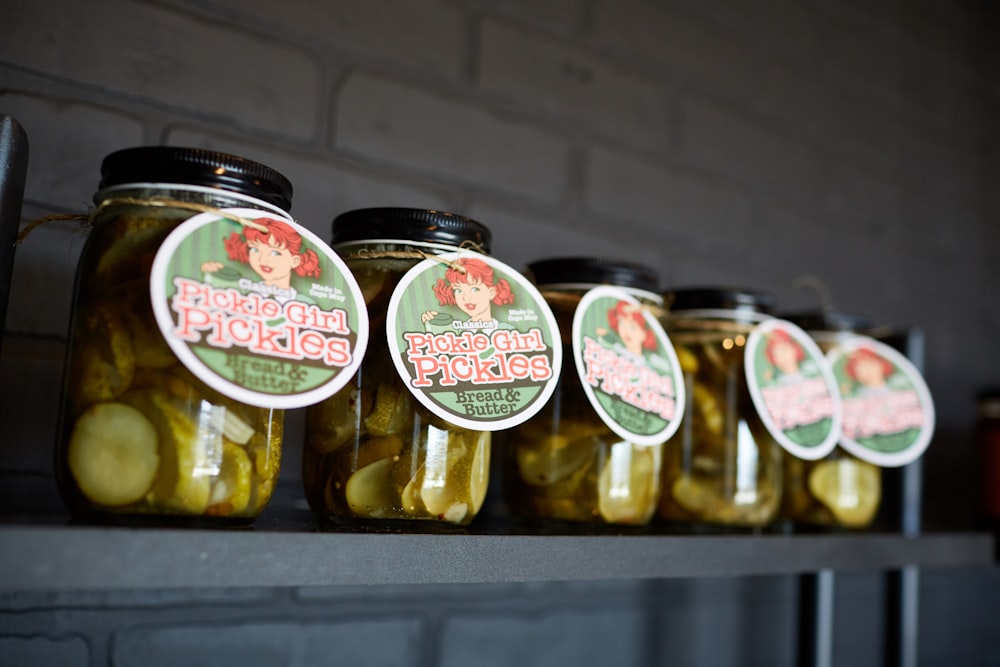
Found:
344,240 -> 489,275
541,289 -> 668,321
15,196 -> 278,245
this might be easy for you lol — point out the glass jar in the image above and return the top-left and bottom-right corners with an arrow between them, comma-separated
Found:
779,310 -> 882,530
55,146 -> 293,524
303,208 -> 492,527
504,257 -> 666,526
658,287 -> 783,529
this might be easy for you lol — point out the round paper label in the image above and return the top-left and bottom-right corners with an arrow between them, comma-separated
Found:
385,252 -> 562,430
827,336 -> 935,467
745,318 -> 842,460
571,286 -> 686,446
150,208 -> 369,409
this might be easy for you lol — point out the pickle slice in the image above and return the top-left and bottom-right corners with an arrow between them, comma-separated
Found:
468,435 -> 490,515
345,457 -> 398,517
808,458 -> 880,527
69,303 -> 136,407
207,440 -> 252,515
67,402 -> 160,507
671,474 -> 714,514
364,383 -> 411,436
676,345 -> 699,374
124,390 -> 214,514
516,434 -> 597,486
124,306 -> 175,369
307,387 -> 370,453
691,383 -> 723,436
597,444 -> 655,524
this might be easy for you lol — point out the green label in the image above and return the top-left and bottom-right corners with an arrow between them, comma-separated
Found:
828,336 -> 935,467
385,252 -> 562,430
745,319 -> 841,460
572,286 -> 685,446
150,208 -> 369,408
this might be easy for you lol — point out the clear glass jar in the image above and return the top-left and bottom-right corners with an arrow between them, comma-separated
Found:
657,288 -> 783,529
778,311 -> 882,530
55,147 -> 292,524
504,258 -> 666,526
303,208 -> 492,527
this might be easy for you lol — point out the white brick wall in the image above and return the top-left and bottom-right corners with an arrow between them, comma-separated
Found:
1,0 -> 999,663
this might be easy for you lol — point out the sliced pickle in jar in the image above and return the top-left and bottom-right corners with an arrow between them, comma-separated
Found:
671,474 -> 715,514
207,440 -> 252,516
123,389 -> 214,514
351,266 -> 387,304
123,304 -> 175,369
676,345 -> 699,375
399,428 -> 483,523
307,386 -> 371,453
597,444 -> 655,524
808,458 -> 880,527
364,382 -> 411,436
691,382 -> 724,436
67,401 -> 160,507
468,434 -> 490,515
69,302 -> 136,407
516,433 -> 599,486
92,214 -> 168,289
345,457 -> 399,517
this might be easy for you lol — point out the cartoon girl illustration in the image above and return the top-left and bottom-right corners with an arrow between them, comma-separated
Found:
202,217 -> 321,302
421,257 -> 514,331
845,347 -> 895,394
764,328 -> 805,381
606,300 -> 657,358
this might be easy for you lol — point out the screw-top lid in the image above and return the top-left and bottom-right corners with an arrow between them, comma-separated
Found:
664,286 -> 775,314
780,309 -> 872,333
98,146 -> 293,212
527,257 -> 660,292
330,207 -> 491,252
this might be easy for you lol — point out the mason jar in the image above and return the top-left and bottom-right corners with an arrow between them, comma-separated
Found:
776,310 -> 882,530
304,208 -> 492,527
503,257 -> 669,526
658,287 -> 783,529
55,146 -> 292,524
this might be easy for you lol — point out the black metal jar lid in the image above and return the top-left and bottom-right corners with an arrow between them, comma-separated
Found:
330,207 -> 491,252
526,257 -> 660,292
664,286 -> 776,314
98,146 -> 293,212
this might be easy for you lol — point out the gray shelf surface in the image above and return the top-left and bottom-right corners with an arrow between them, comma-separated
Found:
0,521 -> 993,590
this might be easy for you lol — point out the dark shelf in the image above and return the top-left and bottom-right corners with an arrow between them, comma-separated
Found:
0,514 -> 992,590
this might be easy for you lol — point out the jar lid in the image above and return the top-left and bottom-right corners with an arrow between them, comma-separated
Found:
330,207 -> 491,252
664,286 -> 775,314
526,257 -> 660,292
779,309 -> 872,333
97,146 -> 293,212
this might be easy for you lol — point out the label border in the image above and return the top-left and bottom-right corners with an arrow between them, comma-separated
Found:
150,207 -> 369,409
384,251 -> 563,431
571,286 -> 686,447
744,318 -> 842,461
827,335 -> 935,467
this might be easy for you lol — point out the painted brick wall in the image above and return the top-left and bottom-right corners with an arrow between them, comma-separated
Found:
1,0 -> 998,665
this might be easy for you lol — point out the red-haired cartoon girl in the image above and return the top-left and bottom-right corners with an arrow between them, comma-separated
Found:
202,217 -> 320,295
765,328 -> 805,377
845,347 -> 894,390
607,300 -> 656,357
421,257 -> 514,329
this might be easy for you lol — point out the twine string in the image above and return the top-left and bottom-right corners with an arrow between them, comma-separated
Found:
345,247 -> 478,275
16,196 -> 274,245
